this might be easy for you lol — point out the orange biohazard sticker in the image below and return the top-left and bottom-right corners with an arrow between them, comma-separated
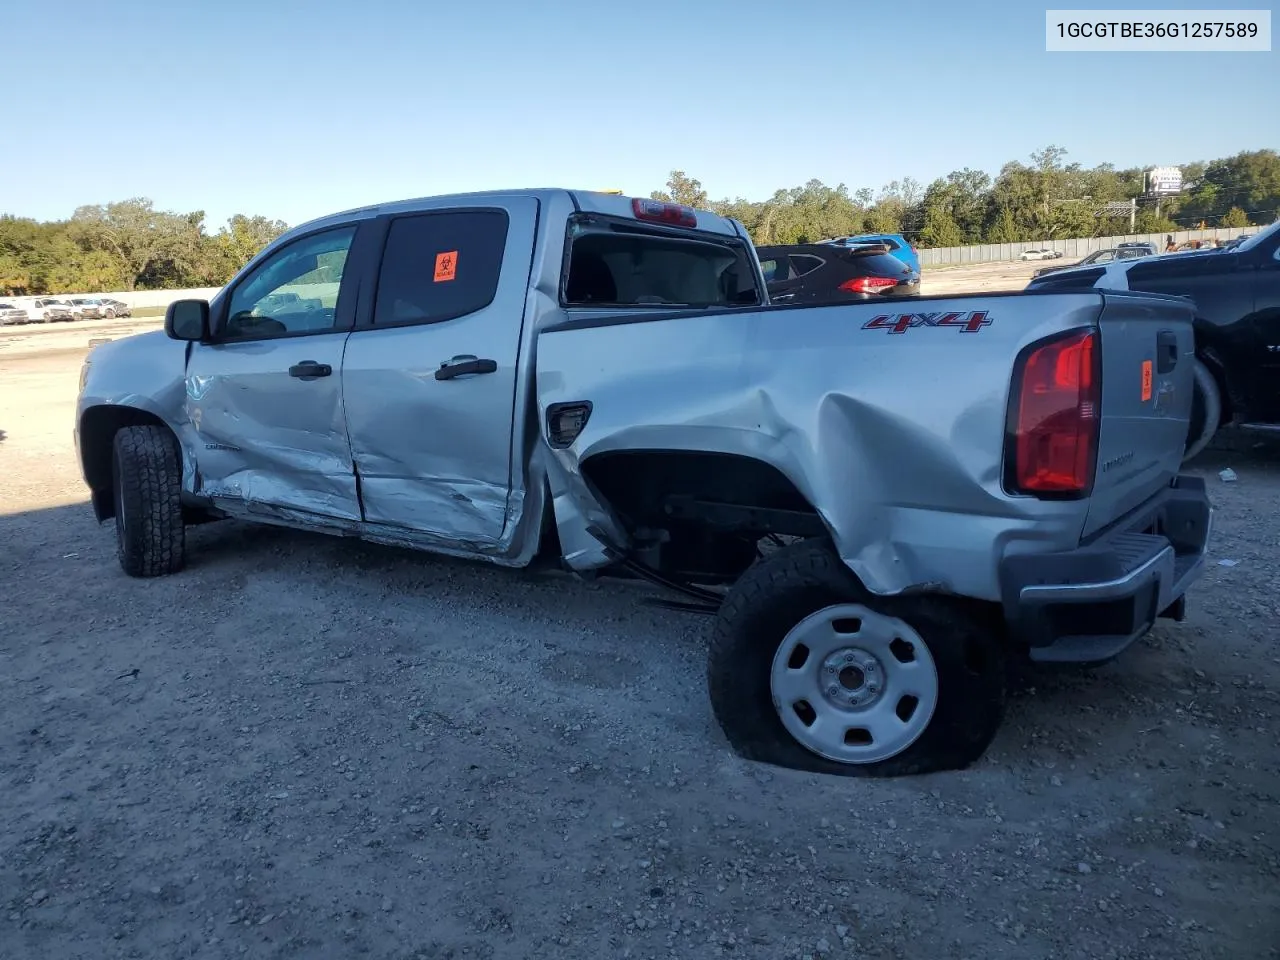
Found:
433,250 -> 458,282
1141,360 -> 1153,401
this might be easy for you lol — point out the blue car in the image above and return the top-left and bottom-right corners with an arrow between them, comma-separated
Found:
820,234 -> 920,275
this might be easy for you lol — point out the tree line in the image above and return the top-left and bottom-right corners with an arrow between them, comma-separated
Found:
0,201 -> 288,295
3,146 -> 1277,296
652,146 -> 1279,247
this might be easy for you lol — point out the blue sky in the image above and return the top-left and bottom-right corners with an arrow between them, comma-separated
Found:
2,0 -> 1274,229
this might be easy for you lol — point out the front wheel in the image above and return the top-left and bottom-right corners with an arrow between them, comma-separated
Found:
708,539 -> 1006,777
104,308 -> 116,319
112,424 -> 185,577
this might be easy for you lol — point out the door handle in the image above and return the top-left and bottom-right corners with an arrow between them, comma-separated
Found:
288,360 -> 332,380
1156,331 -> 1178,374
435,355 -> 498,381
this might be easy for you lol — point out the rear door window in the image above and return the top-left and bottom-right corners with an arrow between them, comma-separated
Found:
564,220 -> 761,307
373,209 -> 509,326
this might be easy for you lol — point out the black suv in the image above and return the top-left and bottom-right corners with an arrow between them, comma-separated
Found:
1024,220 -> 1280,460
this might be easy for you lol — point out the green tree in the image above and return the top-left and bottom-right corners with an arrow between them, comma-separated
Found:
651,170 -> 708,209
212,214 -> 289,282
1220,206 -> 1251,228
69,198 -> 207,290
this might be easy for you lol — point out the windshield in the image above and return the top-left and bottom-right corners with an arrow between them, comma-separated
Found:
1231,219 -> 1279,253
563,220 -> 762,308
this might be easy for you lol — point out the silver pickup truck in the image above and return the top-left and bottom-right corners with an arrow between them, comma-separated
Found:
75,189 -> 1213,777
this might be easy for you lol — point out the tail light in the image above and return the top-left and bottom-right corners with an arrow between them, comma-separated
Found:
1006,328 -> 1100,497
839,276 -> 899,294
631,198 -> 697,228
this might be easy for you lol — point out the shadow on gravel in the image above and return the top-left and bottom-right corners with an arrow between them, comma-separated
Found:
1188,426 -> 1280,470
3,494 -> 1277,960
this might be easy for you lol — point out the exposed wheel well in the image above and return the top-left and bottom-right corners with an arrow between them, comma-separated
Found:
581,450 -> 825,584
1192,321 -> 1238,427
79,406 -> 174,521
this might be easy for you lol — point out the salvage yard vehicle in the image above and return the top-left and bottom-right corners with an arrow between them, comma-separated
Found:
69,297 -> 104,319
0,301 -> 31,325
1032,244 -> 1154,279
75,189 -> 1213,777
29,297 -> 74,322
1019,248 -> 1063,261
757,241 -> 920,303
818,233 -> 920,275
1024,217 -> 1280,462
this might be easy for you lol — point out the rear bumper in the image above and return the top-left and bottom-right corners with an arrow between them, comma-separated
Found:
1001,474 -> 1212,663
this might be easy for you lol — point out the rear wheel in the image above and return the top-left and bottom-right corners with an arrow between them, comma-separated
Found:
112,425 -> 185,577
1184,358 -> 1222,463
708,538 -> 1005,777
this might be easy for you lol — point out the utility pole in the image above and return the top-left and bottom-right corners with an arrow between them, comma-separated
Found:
1130,197 -> 1136,233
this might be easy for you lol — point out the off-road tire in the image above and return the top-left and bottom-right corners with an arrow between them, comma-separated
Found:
708,538 -> 1006,777
112,425 -> 185,578
1184,357 -> 1222,464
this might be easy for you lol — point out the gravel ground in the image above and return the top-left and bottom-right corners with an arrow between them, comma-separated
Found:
1,345 -> 1278,960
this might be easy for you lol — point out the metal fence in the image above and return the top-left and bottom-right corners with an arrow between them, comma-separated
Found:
918,226 -> 1259,267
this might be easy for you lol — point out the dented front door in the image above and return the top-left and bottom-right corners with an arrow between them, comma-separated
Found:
185,223 -> 367,523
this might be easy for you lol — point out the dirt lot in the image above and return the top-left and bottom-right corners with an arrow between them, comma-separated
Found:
2,288 -> 1279,959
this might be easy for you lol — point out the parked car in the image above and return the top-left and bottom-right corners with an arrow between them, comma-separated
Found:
70,298 -> 106,319
756,242 -> 920,303
0,301 -> 31,325
1023,217 -> 1280,461
1117,241 -> 1158,257
1031,244 -> 1155,278
1019,248 -> 1064,261
28,297 -> 75,322
819,233 -> 920,275
76,188 -> 1210,778
98,298 -> 131,318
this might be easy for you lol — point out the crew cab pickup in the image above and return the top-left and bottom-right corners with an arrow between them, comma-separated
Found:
75,189 -> 1213,778
1025,218 -> 1280,462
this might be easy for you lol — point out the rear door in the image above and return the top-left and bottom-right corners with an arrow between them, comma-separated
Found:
1082,291 -> 1198,538
340,198 -> 539,544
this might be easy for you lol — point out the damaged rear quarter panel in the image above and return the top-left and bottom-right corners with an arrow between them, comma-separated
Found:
535,295 -> 1108,601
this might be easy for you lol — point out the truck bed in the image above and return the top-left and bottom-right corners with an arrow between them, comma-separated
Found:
534,290 -> 1198,604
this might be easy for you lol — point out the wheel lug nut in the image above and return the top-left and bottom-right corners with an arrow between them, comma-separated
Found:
826,666 -> 836,675
844,653 -> 855,663
868,684 -> 879,694
827,686 -> 840,698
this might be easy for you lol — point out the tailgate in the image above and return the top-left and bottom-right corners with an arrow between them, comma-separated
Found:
1082,291 -> 1196,538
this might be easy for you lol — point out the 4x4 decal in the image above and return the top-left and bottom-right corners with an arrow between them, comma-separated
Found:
861,311 -> 993,334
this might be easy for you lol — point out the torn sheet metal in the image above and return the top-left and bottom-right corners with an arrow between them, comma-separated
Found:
534,294 -> 1121,602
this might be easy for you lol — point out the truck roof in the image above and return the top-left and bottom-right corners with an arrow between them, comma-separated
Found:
283,188 -> 745,243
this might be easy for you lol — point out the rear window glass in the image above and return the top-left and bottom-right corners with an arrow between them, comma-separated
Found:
564,222 -> 761,308
788,254 -> 825,276
373,209 -> 509,326
1028,267 -> 1105,289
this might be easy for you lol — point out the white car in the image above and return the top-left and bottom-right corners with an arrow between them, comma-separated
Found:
1019,248 -> 1064,261
0,301 -> 31,325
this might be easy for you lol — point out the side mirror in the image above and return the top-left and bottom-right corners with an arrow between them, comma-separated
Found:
165,299 -> 210,341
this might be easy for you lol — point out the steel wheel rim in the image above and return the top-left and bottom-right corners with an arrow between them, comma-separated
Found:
770,603 -> 939,764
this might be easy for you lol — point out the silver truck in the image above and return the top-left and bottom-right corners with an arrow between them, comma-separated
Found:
74,189 -> 1213,777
